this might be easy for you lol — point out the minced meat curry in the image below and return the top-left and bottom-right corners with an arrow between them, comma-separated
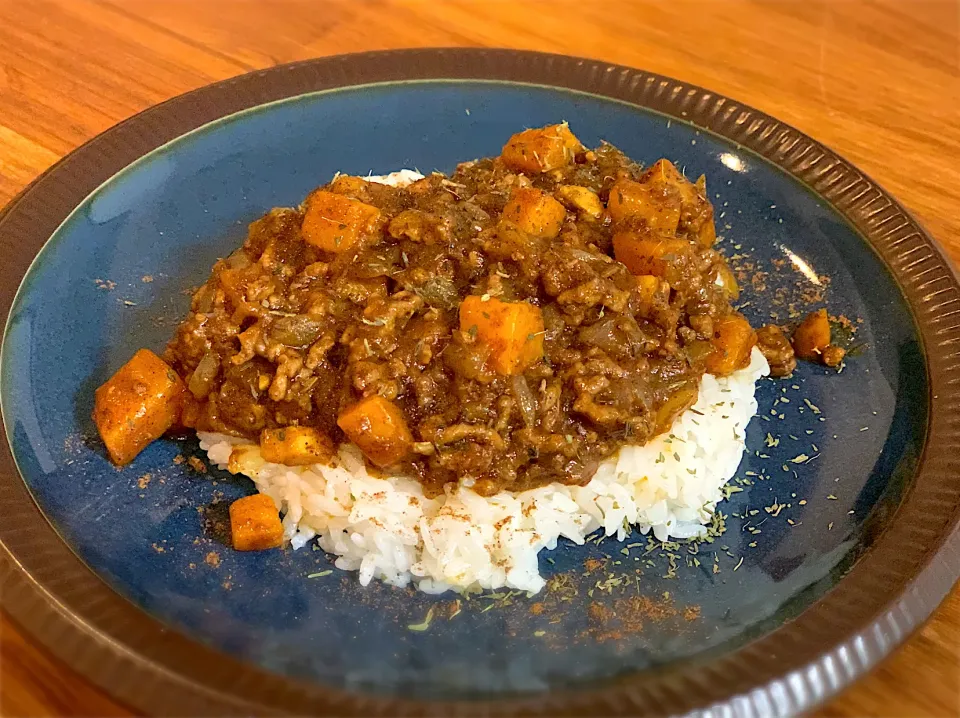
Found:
95,124 -> 834,497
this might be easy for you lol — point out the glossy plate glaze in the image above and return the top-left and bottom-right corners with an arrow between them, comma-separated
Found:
0,50 -> 958,717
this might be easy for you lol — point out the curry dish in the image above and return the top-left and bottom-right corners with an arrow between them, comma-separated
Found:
95,124 -> 845,501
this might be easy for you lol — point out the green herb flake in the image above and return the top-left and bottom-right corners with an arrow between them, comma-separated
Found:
306,570 -> 333,578
534,630 -> 546,637
789,454 -> 809,464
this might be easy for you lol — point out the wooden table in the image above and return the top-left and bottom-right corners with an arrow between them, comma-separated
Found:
1,1 -> 958,715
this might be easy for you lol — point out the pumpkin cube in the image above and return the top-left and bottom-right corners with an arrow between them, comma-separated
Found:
301,190 -> 380,252
230,493 -> 283,551
337,395 -> 414,467
260,426 -> 335,466
459,295 -> 544,375
92,349 -> 185,465
501,123 -> 582,174
501,187 -> 567,239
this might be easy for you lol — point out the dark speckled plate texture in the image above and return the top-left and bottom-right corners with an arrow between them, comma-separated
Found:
1,50 -> 959,717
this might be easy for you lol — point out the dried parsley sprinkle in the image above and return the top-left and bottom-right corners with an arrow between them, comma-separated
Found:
307,570 -> 333,578
789,454 -> 809,464
534,630 -> 546,637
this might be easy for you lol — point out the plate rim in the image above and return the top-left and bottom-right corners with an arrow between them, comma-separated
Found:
1,47 -> 959,717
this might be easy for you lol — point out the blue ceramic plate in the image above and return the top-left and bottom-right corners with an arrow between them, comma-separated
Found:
1,50 -> 958,716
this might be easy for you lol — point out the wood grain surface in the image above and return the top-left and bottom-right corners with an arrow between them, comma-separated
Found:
0,1 -> 958,715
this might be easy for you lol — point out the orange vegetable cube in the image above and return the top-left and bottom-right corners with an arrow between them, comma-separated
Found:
301,190 -> 380,252
92,349 -> 185,466
793,308 -> 831,359
697,207 -> 717,247
501,187 -> 567,239
260,426 -> 335,466
639,159 -> 694,197
705,314 -> 757,376
328,175 -> 373,199
229,494 -> 283,551
556,185 -> 603,219
607,178 -> 681,233
337,395 -> 414,467
613,232 -> 692,277
501,123 -> 582,174
459,295 -> 544,375
640,160 -> 716,247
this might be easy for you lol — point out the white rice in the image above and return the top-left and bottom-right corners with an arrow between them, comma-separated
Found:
201,349 -> 768,595
200,169 -> 770,594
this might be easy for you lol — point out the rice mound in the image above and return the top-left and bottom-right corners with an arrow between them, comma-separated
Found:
202,348 -> 768,594
200,169 -> 770,594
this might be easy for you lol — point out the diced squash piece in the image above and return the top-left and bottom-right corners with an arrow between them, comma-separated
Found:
636,275 -> 660,304
641,160 -> 716,246
608,179 -> 681,233
501,123 -> 582,174
229,494 -> 283,551
328,175 -> 373,199
93,349 -> 185,466
501,188 -> 567,239
228,444 -> 266,476
459,295 -> 544,375
260,426 -> 335,466
706,314 -> 757,376
301,190 -> 380,253
793,308 -> 831,359
556,185 -> 603,219
337,395 -> 415,467
697,206 -> 717,247
640,159 -> 695,199
613,233 -> 692,277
